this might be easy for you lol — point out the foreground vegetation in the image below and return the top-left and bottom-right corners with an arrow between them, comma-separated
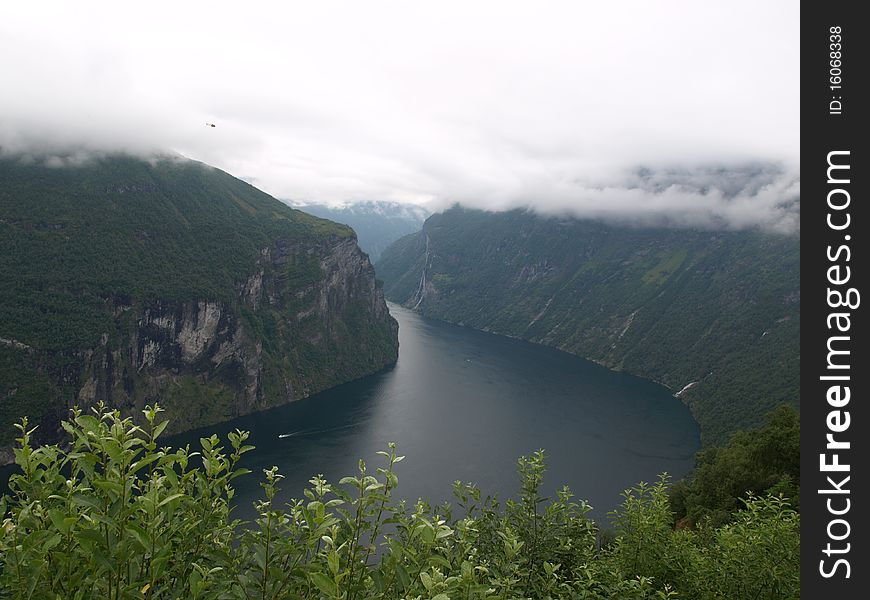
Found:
670,405 -> 799,529
0,406 -> 799,599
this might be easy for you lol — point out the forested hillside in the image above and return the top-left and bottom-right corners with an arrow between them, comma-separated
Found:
0,154 -> 398,455
378,206 -> 799,445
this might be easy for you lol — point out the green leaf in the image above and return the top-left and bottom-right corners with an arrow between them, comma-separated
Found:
152,419 -> 169,440
327,550 -> 340,576
48,508 -> 71,534
92,479 -> 124,495
75,529 -> 105,546
130,453 -> 161,474
420,526 -> 436,544
157,493 -> 187,507
388,539 -> 405,561
309,571 -> 337,597
420,571 -> 433,591
189,568 -> 203,598
253,544 -> 267,570
395,564 -> 411,590
43,533 -> 63,551
461,560 -> 473,579
125,523 -> 151,550
428,554 -> 452,570
229,467 -> 252,481
71,493 -> 103,510
103,439 -> 124,464
372,569 -> 385,593
75,415 -> 101,433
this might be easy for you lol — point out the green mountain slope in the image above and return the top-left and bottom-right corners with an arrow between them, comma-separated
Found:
0,154 -> 398,453
377,206 -> 799,446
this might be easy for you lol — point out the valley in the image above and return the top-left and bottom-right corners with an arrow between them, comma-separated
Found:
378,206 -> 800,446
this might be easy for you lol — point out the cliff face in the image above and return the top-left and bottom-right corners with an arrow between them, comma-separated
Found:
69,237 -> 396,436
0,155 -> 398,458
377,206 -> 799,446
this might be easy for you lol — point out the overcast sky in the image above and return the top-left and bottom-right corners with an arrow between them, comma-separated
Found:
1,1 -> 799,231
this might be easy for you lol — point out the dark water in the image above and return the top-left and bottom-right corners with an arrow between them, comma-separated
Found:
2,304 -> 700,520
167,303 -> 699,520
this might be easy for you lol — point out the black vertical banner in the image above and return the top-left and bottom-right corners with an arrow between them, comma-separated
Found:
802,2 -> 867,597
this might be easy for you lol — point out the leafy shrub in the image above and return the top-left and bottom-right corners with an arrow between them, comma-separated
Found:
0,406 -> 798,599
669,405 -> 800,528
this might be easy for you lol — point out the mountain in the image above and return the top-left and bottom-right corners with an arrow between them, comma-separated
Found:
377,206 -> 799,446
0,154 -> 398,457
292,201 -> 428,262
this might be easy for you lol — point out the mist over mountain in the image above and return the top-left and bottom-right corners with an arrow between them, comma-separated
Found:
291,200 -> 428,262
425,162 -> 800,234
1,146 -> 799,234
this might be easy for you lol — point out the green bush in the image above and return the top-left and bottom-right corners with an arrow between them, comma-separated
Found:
669,405 -> 800,528
0,406 -> 799,599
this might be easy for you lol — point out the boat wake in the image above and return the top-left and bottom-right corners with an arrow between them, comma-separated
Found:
278,423 -> 358,439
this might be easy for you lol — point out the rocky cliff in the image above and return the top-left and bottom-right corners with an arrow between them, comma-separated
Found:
70,235 -> 397,434
0,154 -> 398,458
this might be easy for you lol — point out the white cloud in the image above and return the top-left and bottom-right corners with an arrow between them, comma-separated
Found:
1,1 -> 799,229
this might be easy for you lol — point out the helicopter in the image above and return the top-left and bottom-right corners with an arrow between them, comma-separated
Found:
205,122 -> 216,128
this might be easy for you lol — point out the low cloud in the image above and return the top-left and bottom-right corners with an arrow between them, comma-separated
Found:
441,163 -> 800,233
2,1 -> 798,232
